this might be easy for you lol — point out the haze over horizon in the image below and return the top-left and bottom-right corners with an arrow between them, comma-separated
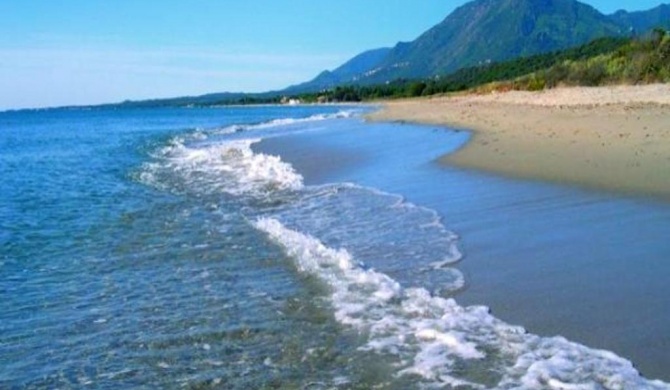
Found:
1,0 -> 667,110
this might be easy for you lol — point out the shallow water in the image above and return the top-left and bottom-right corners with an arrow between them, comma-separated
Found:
2,106 -> 668,388
256,119 -> 670,382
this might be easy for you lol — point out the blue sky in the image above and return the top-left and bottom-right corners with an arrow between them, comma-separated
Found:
1,0 -> 666,110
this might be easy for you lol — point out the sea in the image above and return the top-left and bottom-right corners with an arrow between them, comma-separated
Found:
1,105 -> 669,389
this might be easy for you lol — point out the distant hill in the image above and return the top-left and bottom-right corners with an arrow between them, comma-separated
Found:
101,0 -> 669,108
287,31 -> 669,103
295,0 -> 670,91
102,32 -> 669,108
610,4 -> 670,34
113,47 -> 392,107
106,91 -> 284,108
285,48 -> 391,93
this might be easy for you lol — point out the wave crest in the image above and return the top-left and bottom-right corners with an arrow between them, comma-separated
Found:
254,218 -> 667,390
139,138 -> 303,197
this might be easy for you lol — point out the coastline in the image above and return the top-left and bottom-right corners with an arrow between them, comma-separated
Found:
254,112 -> 670,381
367,84 -> 670,201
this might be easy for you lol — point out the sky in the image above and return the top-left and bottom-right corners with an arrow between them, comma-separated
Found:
1,0 -> 667,110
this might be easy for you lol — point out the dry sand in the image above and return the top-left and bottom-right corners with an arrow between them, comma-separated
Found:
368,84 -> 670,200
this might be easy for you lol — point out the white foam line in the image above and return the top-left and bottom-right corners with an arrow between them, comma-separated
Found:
139,109 -> 364,197
278,183 -> 465,272
212,109 -> 359,135
141,137 -> 303,197
253,218 -> 669,389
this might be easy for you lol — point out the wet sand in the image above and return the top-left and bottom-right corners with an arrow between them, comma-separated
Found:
254,119 -> 670,381
367,84 -> 670,201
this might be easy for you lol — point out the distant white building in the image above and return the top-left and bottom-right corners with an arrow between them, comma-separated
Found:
280,96 -> 302,105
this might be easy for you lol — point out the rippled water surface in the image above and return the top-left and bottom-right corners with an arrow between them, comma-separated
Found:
2,106 -> 668,389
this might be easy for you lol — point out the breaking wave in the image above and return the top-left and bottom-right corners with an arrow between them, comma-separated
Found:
136,110 -> 669,389
254,218 -> 668,390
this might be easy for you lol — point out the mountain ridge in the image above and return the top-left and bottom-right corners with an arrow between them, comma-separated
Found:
101,0 -> 669,108
285,47 -> 392,93
294,0 -> 670,91
609,4 -> 670,33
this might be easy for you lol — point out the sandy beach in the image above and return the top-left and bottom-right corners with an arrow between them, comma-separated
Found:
368,84 -> 670,200
255,116 -> 670,381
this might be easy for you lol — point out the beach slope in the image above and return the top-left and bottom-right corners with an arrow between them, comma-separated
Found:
368,85 -> 670,200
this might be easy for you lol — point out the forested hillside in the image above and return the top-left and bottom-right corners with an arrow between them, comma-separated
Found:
286,32 -> 670,103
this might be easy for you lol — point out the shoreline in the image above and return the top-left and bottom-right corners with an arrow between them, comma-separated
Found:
254,112 -> 670,381
367,84 -> 670,201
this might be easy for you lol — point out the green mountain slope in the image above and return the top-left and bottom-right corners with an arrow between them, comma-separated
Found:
287,33 -> 669,103
610,4 -> 670,34
101,0 -> 669,107
296,0 -> 669,90
371,0 -> 623,81
284,47 -> 391,93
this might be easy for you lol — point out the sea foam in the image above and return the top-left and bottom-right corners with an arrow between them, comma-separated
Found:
139,110 -> 359,197
140,137 -> 303,197
139,110 -> 669,388
254,218 -> 669,390
212,109 -> 358,135
262,182 -> 465,295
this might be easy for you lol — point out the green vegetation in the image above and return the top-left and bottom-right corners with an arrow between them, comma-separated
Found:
513,28 -> 670,89
112,30 -> 670,108
295,0 -> 658,87
181,31 -> 669,106
108,1 -> 670,109
278,32 -> 670,103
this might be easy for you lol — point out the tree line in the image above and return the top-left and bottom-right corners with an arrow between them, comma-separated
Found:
285,31 -> 669,103
127,30 -> 668,108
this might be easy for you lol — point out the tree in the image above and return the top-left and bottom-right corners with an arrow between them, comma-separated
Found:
652,27 -> 667,47
407,82 -> 427,97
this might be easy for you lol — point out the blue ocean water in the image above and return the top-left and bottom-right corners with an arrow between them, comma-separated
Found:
1,106 -> 668,389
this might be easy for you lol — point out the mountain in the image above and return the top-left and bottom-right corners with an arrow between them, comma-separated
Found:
294,0 -> 669,90
610,4 -> 670,34
284,47 -> 391,93
375,0 -> 622,78
103,0 -> 668,108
